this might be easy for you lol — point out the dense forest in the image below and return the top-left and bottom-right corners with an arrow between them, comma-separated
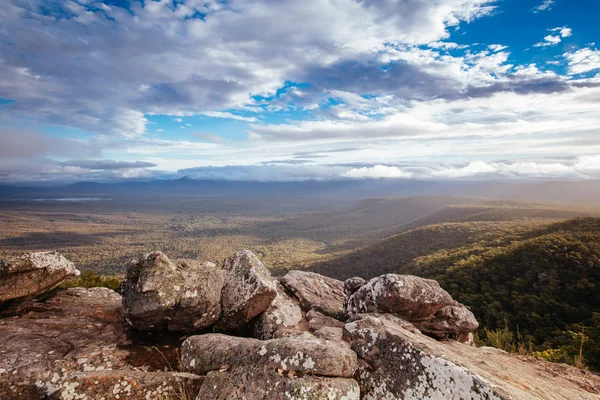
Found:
315,217 -> 600,370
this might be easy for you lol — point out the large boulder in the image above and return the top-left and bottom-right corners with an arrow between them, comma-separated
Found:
252,281 -> 306,339
122,252 -> 224,332
344,313 -> 600,400
181,333 -> 357,378
195,368 -> 359,400
415,304 -> 479,343
0,251 -> 80,303
344,274 -> 454,320
183,333 -> 359,400
122,252 -> 224,331
281,270 -> 345,319
219,250 -> 278,330
0,287 -> 203,399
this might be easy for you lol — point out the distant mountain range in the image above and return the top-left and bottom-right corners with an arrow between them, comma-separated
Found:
1,178 -> 600,204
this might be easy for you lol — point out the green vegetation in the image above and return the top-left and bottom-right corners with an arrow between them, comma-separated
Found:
316,217 -> 600,370
58,270 -> 121,292
408,218 -> 600,370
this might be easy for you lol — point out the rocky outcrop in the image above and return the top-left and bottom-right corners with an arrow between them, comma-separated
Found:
252,280 -> 306,339
344,274 -> 479,343
0,251 -> 80,303
0,287 -> 203,400
2,249 -> 600,400
122,252 -> 225,331
281,270 -> 345,319
219,250 -> 278,329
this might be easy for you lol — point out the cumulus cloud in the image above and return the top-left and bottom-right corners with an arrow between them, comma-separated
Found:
0,0 -> 599,183
0,0 -> 497,137
534,27 -> 572,47
342,165 -> 413,179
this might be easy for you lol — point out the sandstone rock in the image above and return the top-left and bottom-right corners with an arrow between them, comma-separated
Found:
195,368 -> 360,400
343,277 -> 366,296
0,251 -> 80,303
182,333 -> 357,378
219,250 -> 277,329
306,309 -> 345,332
252,281 -> 306,340
0,287 -> 203,400
345,274 -> 454,320
122,252 -> 225,331
281,270 -> 345,319
415,304 -> 479,342
344,313 -> 600,400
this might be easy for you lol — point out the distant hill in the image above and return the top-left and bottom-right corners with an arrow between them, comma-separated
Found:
308,200 -> 599,279
312,217 -> 600,370
2,178 -> 600,205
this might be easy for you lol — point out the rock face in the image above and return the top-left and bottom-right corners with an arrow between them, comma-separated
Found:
219,250 -> 278,329
0,287 -> 203,400
0,251 -> 80,303
122,252 -> 225,331
345,274 -> 454,320
182,333 -> 359,400
252,280 -> 306,339
344,313 -> 600,400
281,270 -> 345,319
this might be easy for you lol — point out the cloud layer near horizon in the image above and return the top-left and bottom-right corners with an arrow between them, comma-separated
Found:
1,0 -> 599,183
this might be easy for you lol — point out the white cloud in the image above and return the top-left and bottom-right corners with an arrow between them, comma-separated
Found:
564,47 -> 600,74
575,155 -> 600,171
488,44 -> 508,52
341,165 -> 413,179
432,161 -> 496,178
534,27 -> 572,47
533,0 -> 555,13
0,0 -> 599,183
201,111 -> 258,122
430,157 -> 599,180
0,0 -> 497,137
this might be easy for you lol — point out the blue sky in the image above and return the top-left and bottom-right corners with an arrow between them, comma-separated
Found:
1,0 -> 599,183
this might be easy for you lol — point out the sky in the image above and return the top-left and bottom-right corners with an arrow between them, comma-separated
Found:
1,0 -> 600,183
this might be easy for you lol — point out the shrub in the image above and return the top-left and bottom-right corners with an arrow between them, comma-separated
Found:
58,270 -> 121,292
